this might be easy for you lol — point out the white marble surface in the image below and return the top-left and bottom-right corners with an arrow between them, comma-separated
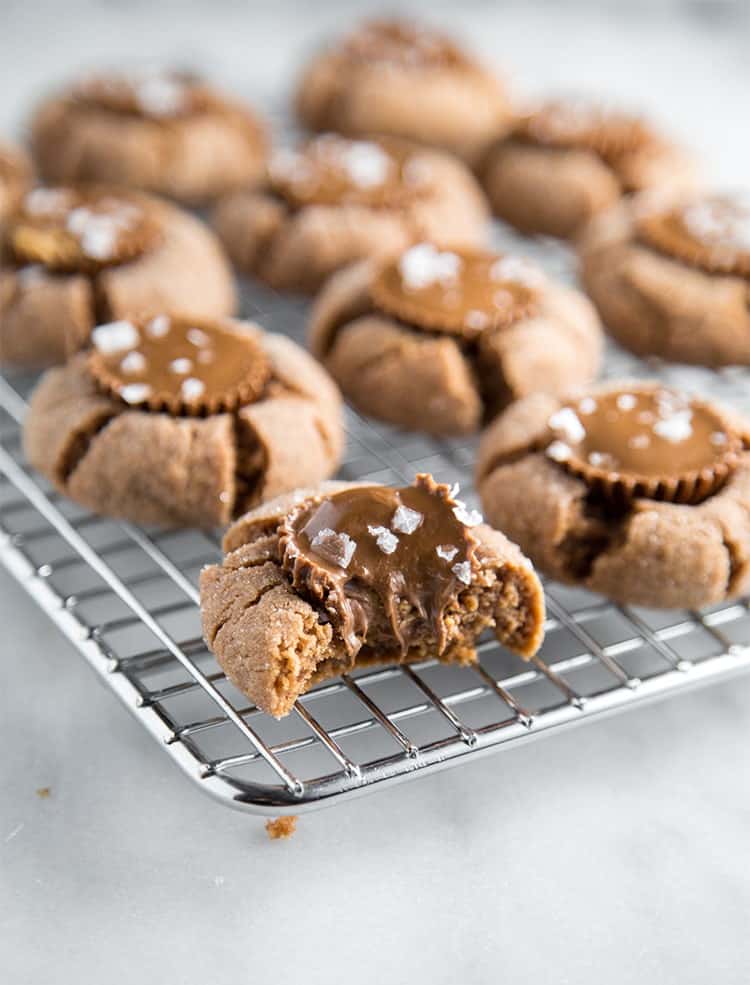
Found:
3,2 -> 750,983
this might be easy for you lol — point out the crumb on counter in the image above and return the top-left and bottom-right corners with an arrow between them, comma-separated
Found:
265,816 -> 297,840
36,787 -> 51,799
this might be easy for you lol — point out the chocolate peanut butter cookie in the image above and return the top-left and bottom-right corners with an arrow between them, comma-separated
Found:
580,191 -> 750,366
201,474 -> 545,717
309,242 -> 602,435
477,381 -> 750,608
23,314 -> 343,528
0,141 -> 31,224
30,69 -> 268,204
482,96 -> 696,239
0,185 -> 236,368
295,19 -> 513,165
213,134 -> 488,294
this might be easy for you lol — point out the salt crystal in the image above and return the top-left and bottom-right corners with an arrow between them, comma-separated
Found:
187,327 -> 210,347
490,255 -> 545,288
136,75 -> 185,117
24,187 -> 70,215
340,141 -> 391,187
92,320 -> 139,354
80,221 -> 117,260
146,315 -> 170,338
436,545 -> 458,562
452,501 -> 482,526
398,243 -> 461,291
448,482 -> 460,499
464,309 -> 489,331
451,561 -> 472,585
169,357 -> 193,375
391,505 -> 423,534
119,382 -> 152,404
711,431 -> 728,446
578,396 -> 597,415
367,524 -> 399,555
311,528 -> 357,568
120,351 -> 146,374
629,433 -> 650,450
616,393 -> 637,411
653,409 -> 693,443
546,440 -> 572,462
548,407 -> 586,444
181,378 -> 205,401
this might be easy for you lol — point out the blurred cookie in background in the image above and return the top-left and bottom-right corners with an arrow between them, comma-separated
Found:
0,141 -> 32,224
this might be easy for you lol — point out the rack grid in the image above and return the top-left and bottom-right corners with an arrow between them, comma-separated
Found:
3,226 -> 750,816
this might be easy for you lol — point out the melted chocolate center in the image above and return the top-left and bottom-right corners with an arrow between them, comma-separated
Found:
545,386 -> 742,504
370,243 -> 543,336
9,187 -> 161,272
341,19 -> 471,70
280,474 -> 481,657
72,70 -> 212,119
88,315 -> 270,415
268,135 -> 429,210
636,194 -> 750,277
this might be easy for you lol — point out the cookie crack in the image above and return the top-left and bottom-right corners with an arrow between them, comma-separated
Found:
209,577 -> 282,648
60,411 -> 119,484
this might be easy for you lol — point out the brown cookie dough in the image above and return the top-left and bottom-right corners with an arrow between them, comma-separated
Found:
476,381 -> 750,609
201,474 -> 545,717
309,243 -> 602,435
579,191 -> 750,366
294,19 -> 513,165
0,185 -> 236,368
23,314 -> 344,528
213,134 -> 488,294
481,96 -> 696,239
30,69 -> 268,204
0,141 -> 31,223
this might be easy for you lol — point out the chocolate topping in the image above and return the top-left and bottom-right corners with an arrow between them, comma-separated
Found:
545,385 -> 742,504
518,97 -> 652,161
71,69 -> 214,120
370,243 -> 543,336
340,19 -> 471,70
279,474 -> 481,657
88,315 -> 270,415
9,187 -> 161,272
635,194 -> 750,277
268,135 -> 430,210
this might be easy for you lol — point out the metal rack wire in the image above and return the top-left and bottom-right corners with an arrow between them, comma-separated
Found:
3,224 -> 750,816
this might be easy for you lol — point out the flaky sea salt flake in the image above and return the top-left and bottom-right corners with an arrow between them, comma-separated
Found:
391,504 -> 423,534
92,320 -> 139,354
367,525 -> 399,555
311,528 -> 357,569
436,545 -> 458,562
451,561 -> 472,585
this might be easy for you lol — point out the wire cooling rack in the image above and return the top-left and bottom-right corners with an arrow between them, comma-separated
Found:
3,223 -> 750,815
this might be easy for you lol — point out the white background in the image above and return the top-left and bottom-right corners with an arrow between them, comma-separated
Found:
2,2 -> 750,982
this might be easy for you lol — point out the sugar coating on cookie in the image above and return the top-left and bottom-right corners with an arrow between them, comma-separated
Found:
477,381 -> 750,609
201,474 -> 545,717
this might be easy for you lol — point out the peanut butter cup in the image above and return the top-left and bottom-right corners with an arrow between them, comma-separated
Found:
545,385 -> 742,504
88,315 -> 270,415
635,194 -> 750,277
309,242 -> 602,436
10,187 -> 161,272
279,475 -> 479,657
477,383 -> 750,609
201,476 -> 545,717
370,244 -> 542,336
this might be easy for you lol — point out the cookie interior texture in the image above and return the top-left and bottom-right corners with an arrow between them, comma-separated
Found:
477,382 -> 750,608
8,186 -> 162,272
200,475 -> 545,717
635,193 -> 750,277
88,314 -> 270,414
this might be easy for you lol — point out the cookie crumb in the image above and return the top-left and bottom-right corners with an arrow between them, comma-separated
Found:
36,787 -> 51,799
265,816 -> 297,840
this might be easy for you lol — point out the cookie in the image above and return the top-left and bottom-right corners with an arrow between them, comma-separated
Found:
30,68 -> 268,204
201,473 -> 545,717
481,96 -> 696,239
580,191 -> 750,366
476,381 -> 750,608
0,185 -> 236,368
294,18 -> 513,165
309,242 -> 602,435
213,134 -> 489,294
0,141 -> 31,223
23,314 -> 344,528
